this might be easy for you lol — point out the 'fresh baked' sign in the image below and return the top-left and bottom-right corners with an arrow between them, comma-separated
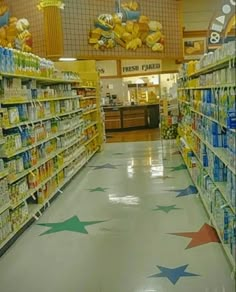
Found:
121,59 -> 162,75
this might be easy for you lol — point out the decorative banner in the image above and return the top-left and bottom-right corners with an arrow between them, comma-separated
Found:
207,0 -> 236,49
121,59 -> 162,76
38,0 -> 64,58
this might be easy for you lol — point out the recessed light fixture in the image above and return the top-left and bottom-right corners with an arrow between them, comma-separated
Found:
59,57 -> 77,61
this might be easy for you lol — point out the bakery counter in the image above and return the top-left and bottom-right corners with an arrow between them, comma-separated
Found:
103,104 -> 159,131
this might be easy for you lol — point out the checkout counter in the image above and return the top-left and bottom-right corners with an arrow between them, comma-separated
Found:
103,104 -> 160,131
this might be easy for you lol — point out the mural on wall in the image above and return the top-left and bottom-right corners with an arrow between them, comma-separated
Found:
0,0 -> 32,51
88,0 -> 164,52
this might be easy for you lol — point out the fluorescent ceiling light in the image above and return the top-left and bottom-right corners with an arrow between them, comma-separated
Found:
59,57 -> 77,61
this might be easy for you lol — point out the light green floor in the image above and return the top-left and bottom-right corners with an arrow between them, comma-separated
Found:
0,140 -> 234,292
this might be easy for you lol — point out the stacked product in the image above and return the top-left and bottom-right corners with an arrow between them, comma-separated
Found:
0,50 -> 102,254
177,41 -> 236,272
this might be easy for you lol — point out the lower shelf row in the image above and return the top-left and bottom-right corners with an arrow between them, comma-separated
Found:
178,139 -> 236,272
0,145 -> 99,250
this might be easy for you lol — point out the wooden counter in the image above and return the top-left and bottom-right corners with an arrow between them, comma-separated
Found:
103,104 -> 159,131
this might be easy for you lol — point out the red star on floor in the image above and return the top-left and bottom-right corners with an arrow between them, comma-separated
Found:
170,223 -> 220,249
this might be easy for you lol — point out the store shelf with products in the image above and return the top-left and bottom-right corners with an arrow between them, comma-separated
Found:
0,50 -> 103,255
178,41 -> 236,275
160,97 -> 179,139
178,137 -> 236,274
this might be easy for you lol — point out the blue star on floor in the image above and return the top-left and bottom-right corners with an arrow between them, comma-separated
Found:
90,163 -> 119,170
168,185 -> 198,197
88,187 -> 109,192
148,264 -> 200,285
37,215 -> 107,236
168,164 -> 187,172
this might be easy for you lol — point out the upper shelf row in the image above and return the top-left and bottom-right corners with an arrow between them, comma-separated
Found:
178,55 -> 235,80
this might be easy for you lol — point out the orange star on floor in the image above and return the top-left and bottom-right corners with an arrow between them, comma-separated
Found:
169,223 -> 220,249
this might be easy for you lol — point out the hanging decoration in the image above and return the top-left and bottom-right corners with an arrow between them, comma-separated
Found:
0,0 -> 32,52
37,0 -> 64,58
88,0 -> 165,52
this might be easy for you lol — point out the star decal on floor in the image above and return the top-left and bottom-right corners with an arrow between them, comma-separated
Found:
154,175 -> 173,180
148,264 -> 199,285
168,185 -> 198,197
152,204 -> 181,213
172,150 -> 181,155
168,164 -> 187,172
90,163 -> 119,170
169,223 -> 220,249
88,187 -> 109,192
37,215 -> 107,236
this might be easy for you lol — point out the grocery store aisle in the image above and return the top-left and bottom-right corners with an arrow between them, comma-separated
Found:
0,140 -> 234,292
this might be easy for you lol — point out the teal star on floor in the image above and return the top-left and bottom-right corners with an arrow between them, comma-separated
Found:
148,264 -> 200,285
88,187 -> 109,192
152,204 -> 181,213
169,164 -> 187,172
90,163 -> 119,170
37,215 -> 107,236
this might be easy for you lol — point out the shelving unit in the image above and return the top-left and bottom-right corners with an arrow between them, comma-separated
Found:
177,42 -> 236,276
0,56 -> 103,255
159,97 -> 179,139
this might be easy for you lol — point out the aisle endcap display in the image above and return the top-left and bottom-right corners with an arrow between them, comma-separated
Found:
178,41 -> 236,276
0,50 -> 103,255
160,97 -> 179,140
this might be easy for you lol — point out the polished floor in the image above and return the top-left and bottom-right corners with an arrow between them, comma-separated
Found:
106,128 -> 160,143
0,140 -> 235,292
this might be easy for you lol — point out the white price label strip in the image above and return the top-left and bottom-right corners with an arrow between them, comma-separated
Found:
31,194 -> 37,201
33,214 -> 39,220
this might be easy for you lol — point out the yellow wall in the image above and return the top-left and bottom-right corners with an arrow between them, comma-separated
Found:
54,60 -> 97,73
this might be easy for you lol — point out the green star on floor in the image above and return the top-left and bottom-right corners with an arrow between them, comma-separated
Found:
88,187 -> 109,192
169,164 -> 187,172
37,215 -> 107,236
153,204 -> 181,213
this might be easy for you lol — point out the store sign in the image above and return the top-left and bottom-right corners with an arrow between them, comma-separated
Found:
96,60 -> 118,77
208,0 -> 235,49
121,59 -> 162,76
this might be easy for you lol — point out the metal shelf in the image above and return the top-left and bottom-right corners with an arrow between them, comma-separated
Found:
188,56 -> 236,78
0,72 -> 80,84
2,108 -> 83,130
83,133 -> 99,146
0,146 -> 98,251
180,149 -> 236,274
181,135 -> 235,213
192,129 -> 236,175
178,83 -> 236,90
0,95 -> 81,105
1,121 -> 84,159
0,202 -> 10,215
83,108 -> 97,115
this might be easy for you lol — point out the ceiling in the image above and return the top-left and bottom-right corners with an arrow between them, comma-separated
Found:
182,0 -> 223,31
